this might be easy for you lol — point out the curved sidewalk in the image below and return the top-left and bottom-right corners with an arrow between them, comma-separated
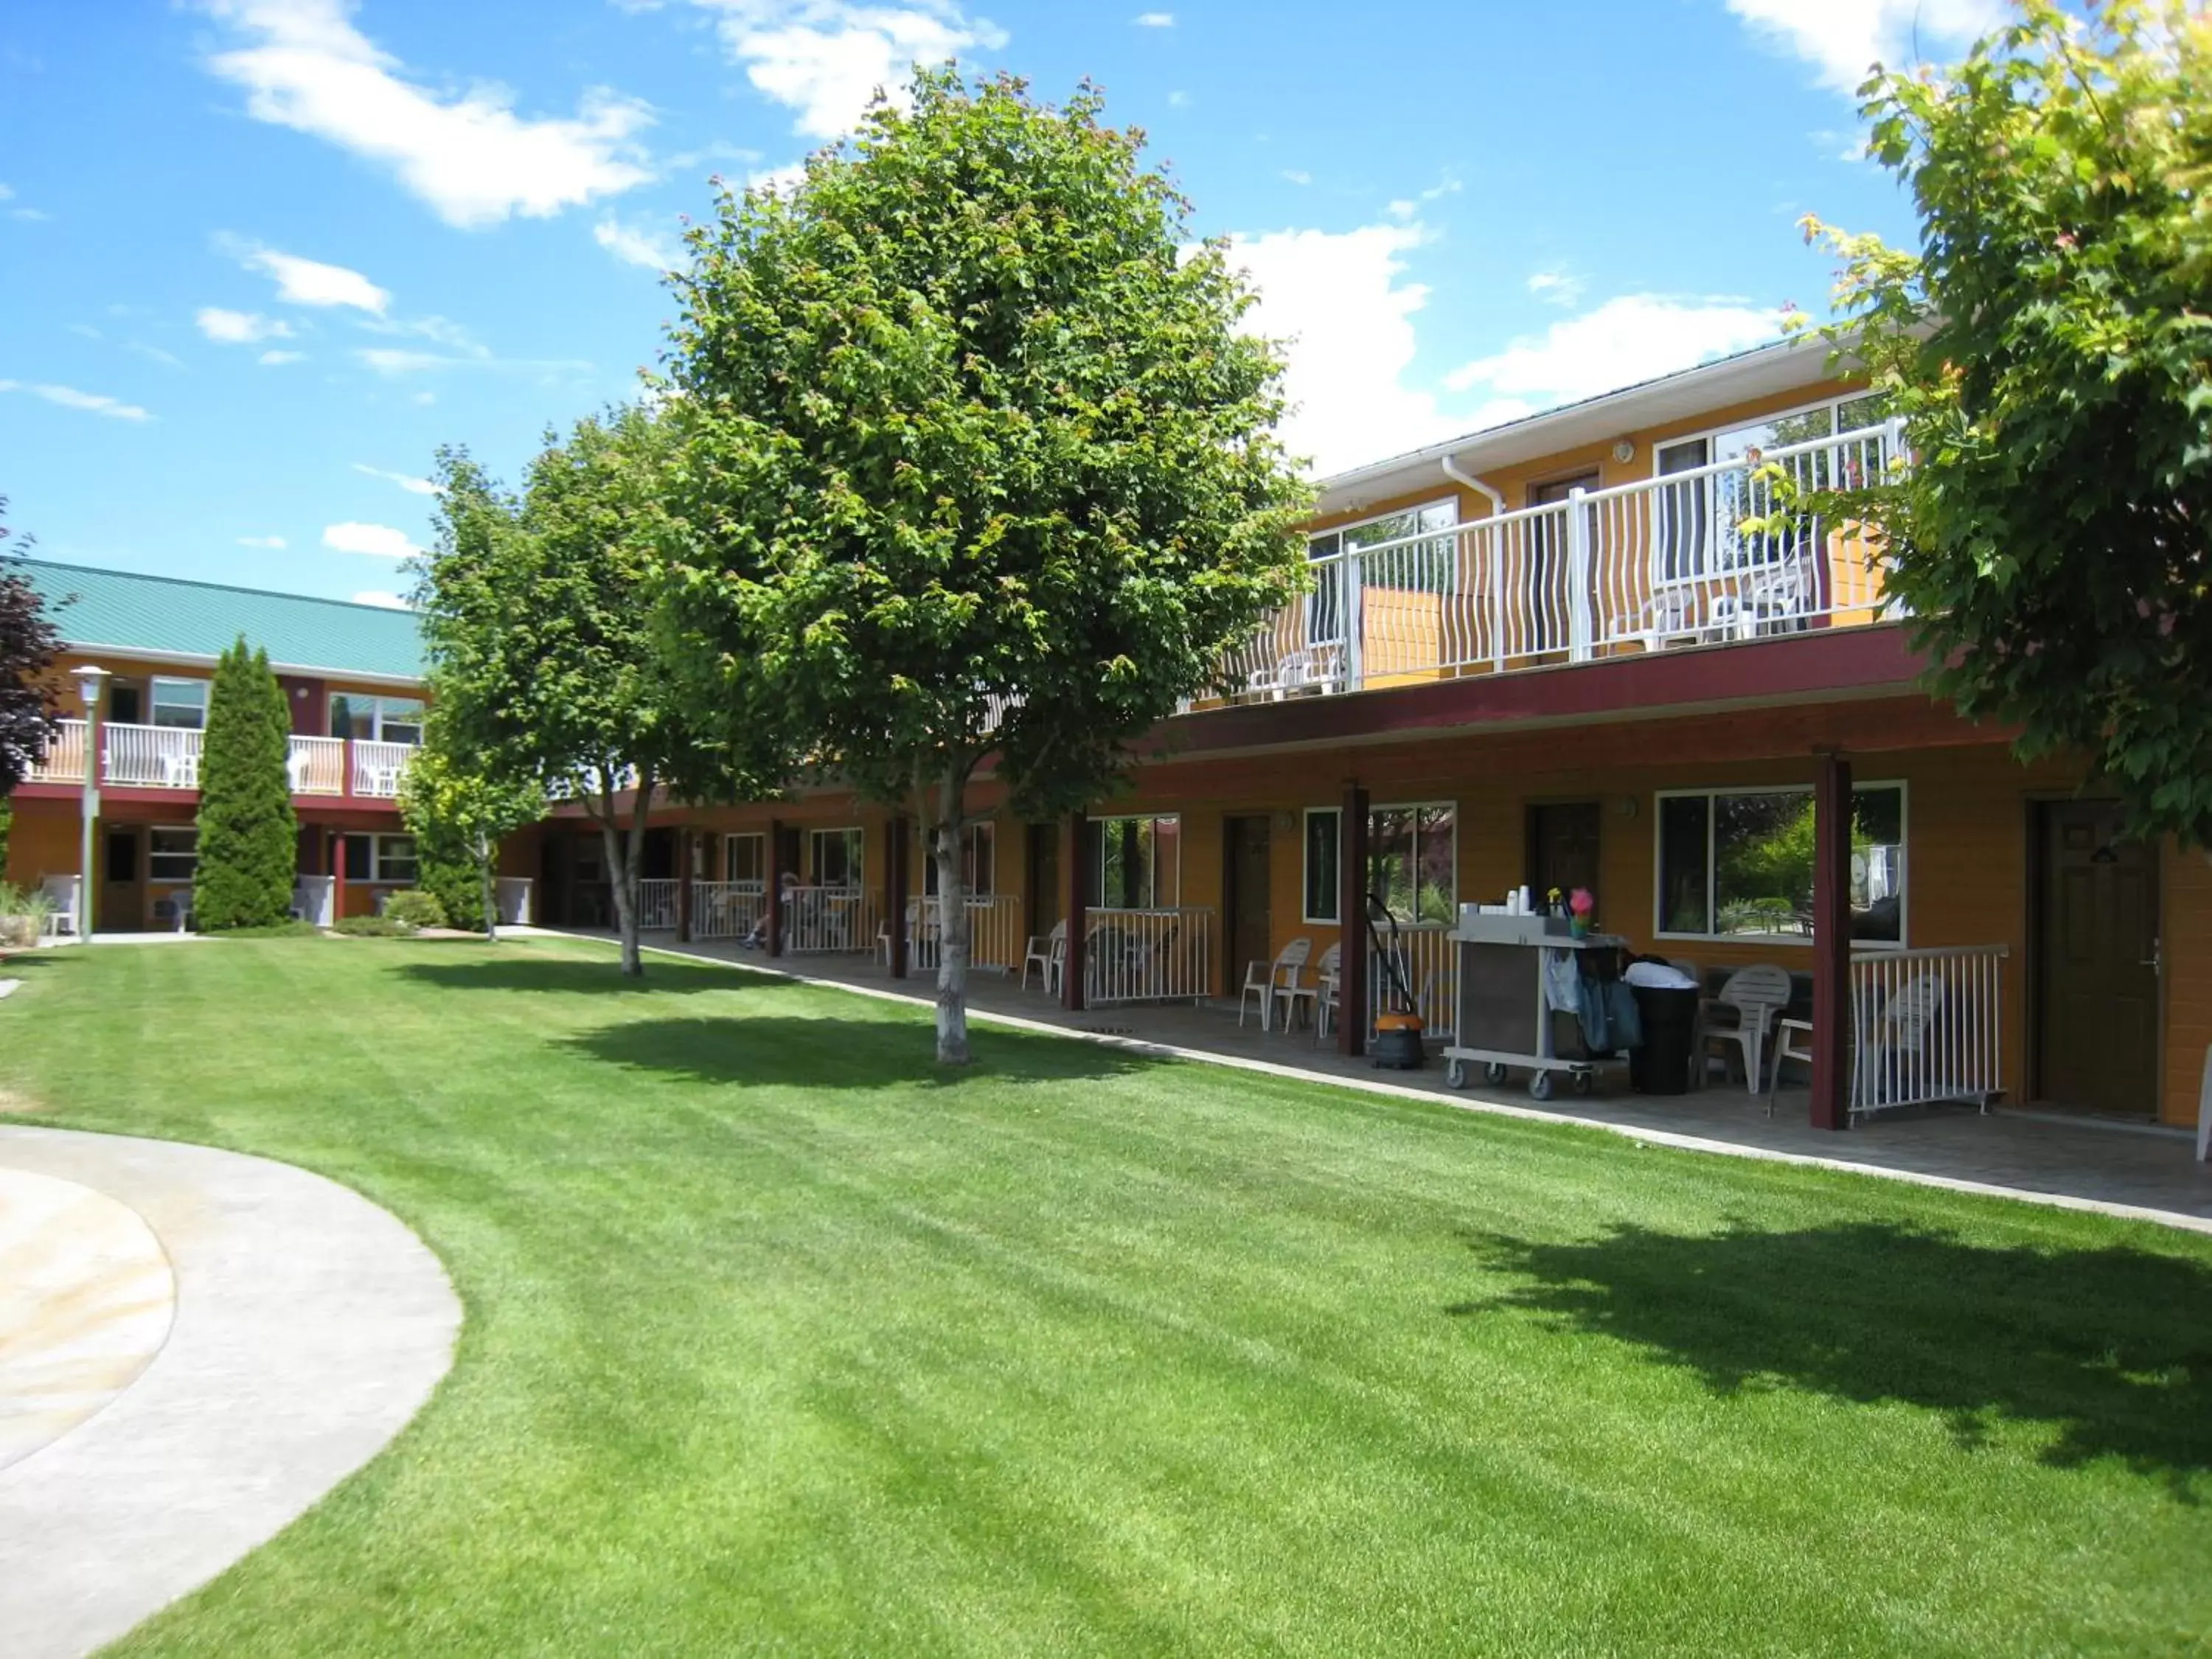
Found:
0,1127 -> 461,1659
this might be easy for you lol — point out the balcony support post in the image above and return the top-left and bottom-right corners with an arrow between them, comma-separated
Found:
330,830 -> 347,926
888,815 -> 911,979
1567,486 -> 1594,662
342,737 -> 356,800
1810,749 -> 1853,1130
676,830 -> 693,945
765,818 -> 786,959
1060,811 -> 1088,1012
1338,782 -> 1369,1059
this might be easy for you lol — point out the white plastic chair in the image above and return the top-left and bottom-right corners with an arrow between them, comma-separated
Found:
1856,973 -> 1945,1108
1281,941 -> 1340,1039
1239,937 -> 1311,1031
1765,1016 -> 1815,1116
1698,963 -> 1794,1093
1020,919 -> 1065,995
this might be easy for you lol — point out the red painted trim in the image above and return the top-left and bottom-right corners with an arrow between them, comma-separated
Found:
1809,751 -> 1853,1131
1060,811 -> 1087,1012
1155,627 -> 1927,759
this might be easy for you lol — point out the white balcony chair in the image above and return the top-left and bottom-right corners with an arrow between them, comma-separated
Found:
1239,936 -> 1311,1031
161,752 -> 200,789
1020,919 -> 1066,995
1854,973 -> 1946,1110
39,876 -> 80,940
1697,963 -> 1793,1093
1281,941 -> 1340,1043
1765,1016 -> 1815,1117
286,748 -> 313,793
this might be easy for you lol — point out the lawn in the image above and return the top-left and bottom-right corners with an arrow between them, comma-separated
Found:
4,937 -> 2208,1656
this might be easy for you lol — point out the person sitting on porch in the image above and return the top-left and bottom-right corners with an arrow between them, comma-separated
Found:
742,874 -> 801,950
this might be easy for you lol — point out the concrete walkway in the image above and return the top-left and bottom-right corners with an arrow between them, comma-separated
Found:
549,930 -> 2212,1236
0,1128 -> 461,1659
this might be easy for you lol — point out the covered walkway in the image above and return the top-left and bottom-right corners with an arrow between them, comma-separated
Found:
552,929 -> 2212,1234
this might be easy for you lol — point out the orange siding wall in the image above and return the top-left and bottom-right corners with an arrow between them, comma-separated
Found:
3,801 -> 81,887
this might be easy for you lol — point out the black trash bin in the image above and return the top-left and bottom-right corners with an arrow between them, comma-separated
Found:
1629,984 -> 1701,1095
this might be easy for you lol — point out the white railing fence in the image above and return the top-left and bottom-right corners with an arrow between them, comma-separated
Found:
104,723 -> 202,788
902,893 -> 1025,973
691,880 -> 764,941
1368,923 -> 1458,1043
29,718 -> 87,784
1223,421 -> 1905,703
288,735 -> 346,796
785,886 -> 879,955
1085,907 -> 1214,1004
494,878 -> 535,926
351,740 -> 414,798
1848,945 -> 2007,1118
293,874 -> 335,927
634,878 -> 680,932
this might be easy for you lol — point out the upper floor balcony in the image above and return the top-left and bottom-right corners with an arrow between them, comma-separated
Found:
1217,422 -> 1904,707
27,724 -> 417,801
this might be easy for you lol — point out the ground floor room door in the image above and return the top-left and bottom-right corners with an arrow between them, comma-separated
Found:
100,826 -> 142,933
2035,801 -> 2160,1116
1526,801 -> 1602,913
1224,815 -> 1272,985
1026,823 -> 1061,935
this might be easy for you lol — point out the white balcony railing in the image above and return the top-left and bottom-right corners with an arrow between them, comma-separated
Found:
288,736 -> 346,795
1225,422 -> 1905,704
692,880 -> 765,941
104,723 -> 203,788
350,740 -> 414,799
28,718 -> 88,784
1085,907 -> 1214,1004
1369,923 -> 1457,1043
1848,945 -> 2008,1120
898,893 -> 1025,973
786,886 -> 878,954
635,878 -> 680,932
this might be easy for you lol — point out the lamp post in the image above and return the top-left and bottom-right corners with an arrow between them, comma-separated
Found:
72,664 -> 108,941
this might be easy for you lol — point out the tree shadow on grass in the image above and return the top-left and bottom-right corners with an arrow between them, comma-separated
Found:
564,1015 -> 1161,1091
393,956 -> 813,998
1453,1221 -> 2212,1494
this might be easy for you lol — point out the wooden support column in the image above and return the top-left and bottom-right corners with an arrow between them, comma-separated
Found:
1060,810 -> 1088,1012
888,815 -> 911,979
765,818 -> 786,959
1810,749 -> 1853,1130
330,830 -> 347,925
675,829 -> 693,944
1337,782 -> 1370,1059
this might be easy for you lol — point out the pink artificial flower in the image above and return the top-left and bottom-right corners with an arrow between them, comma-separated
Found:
1569,887 -> 1596,917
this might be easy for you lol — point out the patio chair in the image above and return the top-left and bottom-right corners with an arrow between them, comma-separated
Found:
39,876 -> 80,940
1697,963 -> 1793,1093
1856,972 -> 1946,1109
1281,941 -> 1340,1039
1020,919 -> 1066,995
1239,936 -> 1311,1031
1764,1016 -> 1815,1116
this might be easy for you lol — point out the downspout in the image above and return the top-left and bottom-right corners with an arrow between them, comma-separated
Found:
1439,451 -> 1503,516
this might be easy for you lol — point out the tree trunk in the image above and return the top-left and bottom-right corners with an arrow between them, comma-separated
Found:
477,829 -> 498,944
600,817 -> 641,976
622,766 -> 655,978
933,764 -> 971,1065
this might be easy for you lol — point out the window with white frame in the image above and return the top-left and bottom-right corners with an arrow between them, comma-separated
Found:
329,694 -> 425,745
923,822 -> 995,896
810,827 -> 864,888
342,832 -> 420,884
147,825 -> 198,881
1652,392 -> 1894,582
1085,815 -> 1180,909
723,832 -> 765,886
1656,783 -> 1905,944
149,677 -> 209,731
1301,803 -> 1457,926
1304,500 -> 1458,647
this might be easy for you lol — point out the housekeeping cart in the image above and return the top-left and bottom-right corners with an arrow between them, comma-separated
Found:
1441,915 -> 1632,1101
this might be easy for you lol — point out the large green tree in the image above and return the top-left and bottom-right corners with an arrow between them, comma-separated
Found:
193,637 -> 297,929
660,71 -> 1310,1062
419,414 -> 757,975
400,702 -> 545,940
1802,0 -> 2212,844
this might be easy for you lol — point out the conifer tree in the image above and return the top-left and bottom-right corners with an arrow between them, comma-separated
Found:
193,638 -> 298,929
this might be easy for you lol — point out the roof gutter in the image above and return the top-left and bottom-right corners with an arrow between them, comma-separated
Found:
59,641 -> 425,691
1439,452 -> 1505,517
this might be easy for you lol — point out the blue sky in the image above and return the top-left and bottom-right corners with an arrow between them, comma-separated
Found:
0,0 -> 2002,606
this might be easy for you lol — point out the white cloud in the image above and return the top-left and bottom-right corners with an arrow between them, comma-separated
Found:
322,520 -> 421,558
594,215 -> 684,271
352,462 -> 441,495
349,589 -> 411,609
1133,10 -> 1174,24
1280,169 -> 1312,186
1726,0 -> 2003,92
1166,88 -> 1189,107
259,348 -> 307,365
10,207 -> 52,223
746,161 -> 807,196
237,534 -> 288,548
679,1 -> 1008,140
126,341 -> 189,370
234,244 -> 391,313
197,305 -> 297,343
1222,220 -> 1462,476
353,346 -> 591,378
0,379 -> 153,421
200,0 -> 655,229
1526,268 -> 1585,307
1443,293 -> 1782,422
0,184 -> 10,198
411,390 -> 437,405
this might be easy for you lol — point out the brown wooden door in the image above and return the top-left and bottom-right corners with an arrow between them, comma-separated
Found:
1224,815 -> 1273,985
2036,801 -> 2160,1116
1527,801 -> 1602,914
1026,824 -> 1062,933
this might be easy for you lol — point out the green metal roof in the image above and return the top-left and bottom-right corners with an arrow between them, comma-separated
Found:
12,559 -> 425,683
